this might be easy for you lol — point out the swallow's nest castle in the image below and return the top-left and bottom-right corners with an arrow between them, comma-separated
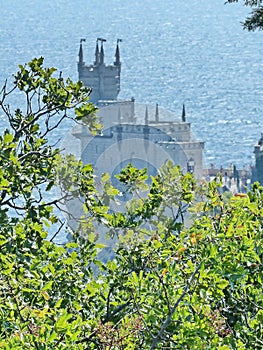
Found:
73,38 -> 204,180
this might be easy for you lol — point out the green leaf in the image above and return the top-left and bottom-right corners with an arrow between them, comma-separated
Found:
3,133 -> 14,144
55,310 -> 71,332
41,281 -> 53,291
216,279 -> 229,289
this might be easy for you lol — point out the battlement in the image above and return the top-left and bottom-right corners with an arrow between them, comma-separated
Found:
78,38 -> 121,105
74,40 -> 204,179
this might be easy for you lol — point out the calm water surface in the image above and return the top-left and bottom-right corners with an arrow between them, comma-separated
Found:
1,0 -> 263,168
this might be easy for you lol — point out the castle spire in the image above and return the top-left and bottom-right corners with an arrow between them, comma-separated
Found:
97,38 -> 106,65
78,38 -> 85,65
145,106 -> 149,125
155,103 -> 159,122
78,38 -> 121,104
100,43 -> 104,64
114,39 -> 122,66
182,104 -> 186,122
94,39 -> 100,65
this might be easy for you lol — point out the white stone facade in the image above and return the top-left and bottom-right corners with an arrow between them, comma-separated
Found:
63,40 -> 205,242
72,100 -> 204,179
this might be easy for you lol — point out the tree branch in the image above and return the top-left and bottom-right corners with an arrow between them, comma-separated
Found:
150,262 -> 201,350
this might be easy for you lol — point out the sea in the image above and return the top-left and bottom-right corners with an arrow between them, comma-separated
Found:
1,0 -> 263,170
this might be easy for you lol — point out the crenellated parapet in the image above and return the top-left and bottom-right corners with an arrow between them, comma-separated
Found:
74,39 -> 204,178
78,38 -> 121,105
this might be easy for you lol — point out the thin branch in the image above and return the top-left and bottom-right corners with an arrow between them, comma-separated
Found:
49,219 -> 65,242
150,262 -> 201,350
131,289 -> 155,340
75,330 -> 97,345
7,277 -> 40,350
17,151 -> 48,162
151,264 -> 171,313
42,112 -> 67,138
105,286 -> 113,322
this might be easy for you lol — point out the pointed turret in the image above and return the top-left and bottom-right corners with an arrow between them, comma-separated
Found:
144,105 -> 150,144
145,106 -> 149,125
99,39 -> 106,65
78,38 -> 121,104
94,40 -> 100,65
182,104 -> 186,122
155,103 -> 159,122
114,39 -> 122,66
78,38 -> 85,65
130,97 -> 135,122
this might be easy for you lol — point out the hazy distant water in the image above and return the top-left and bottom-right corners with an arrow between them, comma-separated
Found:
1,0 -> 263,168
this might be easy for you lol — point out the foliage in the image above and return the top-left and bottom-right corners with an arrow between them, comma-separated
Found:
225,0 -> 263,30
0,59 -> 263,349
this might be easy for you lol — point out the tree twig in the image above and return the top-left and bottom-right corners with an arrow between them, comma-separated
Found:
150,262 -> 201,350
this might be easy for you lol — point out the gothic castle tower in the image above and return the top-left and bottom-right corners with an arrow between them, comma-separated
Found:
74,39 -> 204,179
78,38 -> 121,105
64,39 -> 205,238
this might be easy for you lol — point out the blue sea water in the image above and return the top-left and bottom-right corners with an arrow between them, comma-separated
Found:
0,0 -> 263,168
